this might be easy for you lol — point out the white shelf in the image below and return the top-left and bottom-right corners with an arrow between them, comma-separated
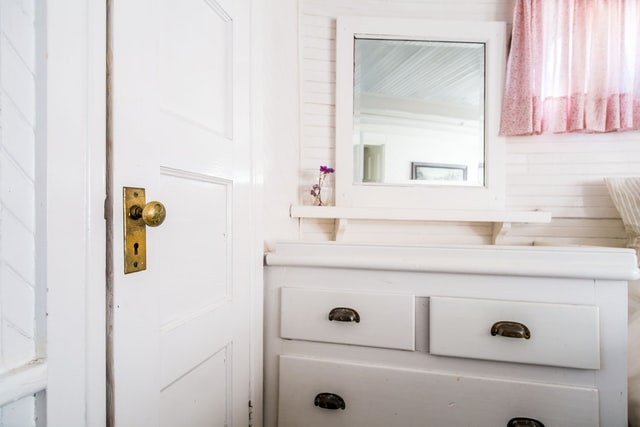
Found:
290,205 -> 552,243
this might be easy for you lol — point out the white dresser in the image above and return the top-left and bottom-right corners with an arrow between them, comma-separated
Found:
263,242 -> 639,427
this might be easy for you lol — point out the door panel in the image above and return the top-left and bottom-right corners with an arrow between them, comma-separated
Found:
160,299 -> 235,389
158,0 -> 232,135
111,0 -> 252,425
159,346 -> 230,427
156,170 -> 231,318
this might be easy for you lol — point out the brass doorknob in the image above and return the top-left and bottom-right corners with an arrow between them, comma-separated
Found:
129,201 -> 166,227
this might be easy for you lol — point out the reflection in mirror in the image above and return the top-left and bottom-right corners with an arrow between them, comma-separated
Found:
353,38 -> 485,186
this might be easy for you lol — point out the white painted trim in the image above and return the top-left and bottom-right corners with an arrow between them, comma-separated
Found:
0,362 -> 47,407
290,205 -> 551,243
290,205 -> 551,222
265,242 -> 640,280
46,0 -> 106,425
35,0 -> 48,363
335,17 -> 506,211
250,0 -> 265,425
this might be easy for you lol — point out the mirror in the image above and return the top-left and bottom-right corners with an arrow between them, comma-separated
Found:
354,38 -> 485,186
335,17 -> 506,211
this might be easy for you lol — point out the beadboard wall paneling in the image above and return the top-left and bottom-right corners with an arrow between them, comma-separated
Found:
501,218 -> 628,247
295,0 -> 638,246
0,0 -> 37,373
300,217 -> 629,247
0,395 -> 36,427
506,135 -> 640,218
301,219 -> 492,244
0,0 -> 38,423
302,0 -> 515,21
299,218 -> 336,241
299,11 -> 336,197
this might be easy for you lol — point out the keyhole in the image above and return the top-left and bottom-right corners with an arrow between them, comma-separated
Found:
134,242 -> 139,255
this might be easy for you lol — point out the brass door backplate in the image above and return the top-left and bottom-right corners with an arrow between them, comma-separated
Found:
123,187 -> 147,273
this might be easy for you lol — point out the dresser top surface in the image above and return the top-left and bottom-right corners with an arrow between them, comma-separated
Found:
265,242 -> 640,281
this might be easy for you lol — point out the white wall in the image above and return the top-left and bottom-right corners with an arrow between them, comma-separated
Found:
0,0 -> 40,425
263,0 -> 303,249
263,0 -> 637,249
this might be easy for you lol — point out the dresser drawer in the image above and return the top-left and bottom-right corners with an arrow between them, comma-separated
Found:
278,355 -> 599,427
280,288 -> 415,350
429,296 -> 600,369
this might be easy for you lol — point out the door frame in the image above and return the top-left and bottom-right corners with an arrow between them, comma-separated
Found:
46,0 -> 106,425
45,0 -> 263,425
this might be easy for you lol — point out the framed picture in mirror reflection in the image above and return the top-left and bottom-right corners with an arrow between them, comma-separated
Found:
411,162 -> 468,182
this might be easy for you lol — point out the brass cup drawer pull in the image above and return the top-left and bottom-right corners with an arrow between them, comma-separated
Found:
507,417 -> 545,427
314,392 -> 346,410
491,321 -> 531,339
328,307 -> 360,323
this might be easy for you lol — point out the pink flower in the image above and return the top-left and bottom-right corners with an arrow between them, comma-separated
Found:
310,165 -> 335,206
320,165 -> 335,174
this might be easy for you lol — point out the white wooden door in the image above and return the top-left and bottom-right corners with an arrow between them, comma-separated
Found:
111,0 -> 254,425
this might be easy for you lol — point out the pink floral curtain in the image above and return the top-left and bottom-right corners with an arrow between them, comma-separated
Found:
500,0 -> 640,135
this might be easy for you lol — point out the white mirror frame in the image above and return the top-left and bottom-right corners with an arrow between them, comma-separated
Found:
335,16 -> 506,211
